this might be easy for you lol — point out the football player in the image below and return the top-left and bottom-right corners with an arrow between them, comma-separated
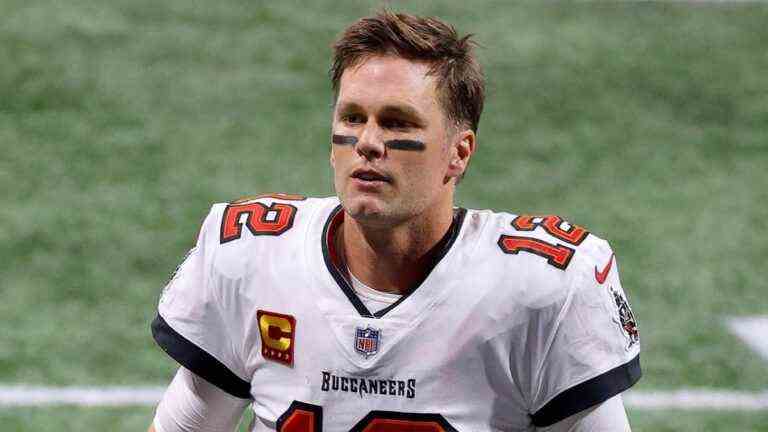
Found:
148,10 -> 640,432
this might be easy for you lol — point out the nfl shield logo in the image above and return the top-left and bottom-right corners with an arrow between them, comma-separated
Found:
355,326 -> 380,358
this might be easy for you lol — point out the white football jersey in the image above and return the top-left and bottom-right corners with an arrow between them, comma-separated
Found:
153,194 -> 641,431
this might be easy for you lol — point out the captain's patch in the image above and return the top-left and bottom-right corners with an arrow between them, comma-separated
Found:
258,310 -> 296,366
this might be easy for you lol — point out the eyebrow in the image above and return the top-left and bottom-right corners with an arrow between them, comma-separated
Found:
379,104 -> 423,121
335,101 -> 364,114
336,102 -> 425,122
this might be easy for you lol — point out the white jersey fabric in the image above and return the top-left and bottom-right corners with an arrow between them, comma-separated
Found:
153,195 -> 641,431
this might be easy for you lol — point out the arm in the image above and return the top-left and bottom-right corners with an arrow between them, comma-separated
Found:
148,367 -> 249,432
523,238 -> 641,428
537,395 -> 630,432
150,204 -> 254,431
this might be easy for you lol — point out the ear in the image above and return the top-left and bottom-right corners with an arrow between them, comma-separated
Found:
330,141 -> 336,168
446,128 -> 476,180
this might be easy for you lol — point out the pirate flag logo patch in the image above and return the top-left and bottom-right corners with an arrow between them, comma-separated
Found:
609,286 -> 639,349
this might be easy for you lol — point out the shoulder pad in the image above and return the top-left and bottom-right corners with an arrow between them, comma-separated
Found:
198,195 -> 337,280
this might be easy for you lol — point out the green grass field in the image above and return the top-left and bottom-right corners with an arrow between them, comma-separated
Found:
2,0 -> 767,430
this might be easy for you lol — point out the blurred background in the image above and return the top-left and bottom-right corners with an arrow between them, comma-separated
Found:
1,1 -> 767,430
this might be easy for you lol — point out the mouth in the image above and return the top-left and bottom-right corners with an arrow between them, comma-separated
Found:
351,168 -> 392,185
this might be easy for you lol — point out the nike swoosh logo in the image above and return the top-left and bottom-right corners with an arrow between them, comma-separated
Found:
595,253 -> 615,284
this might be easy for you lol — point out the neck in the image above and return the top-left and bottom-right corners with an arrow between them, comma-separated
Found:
339,200 -> 456,295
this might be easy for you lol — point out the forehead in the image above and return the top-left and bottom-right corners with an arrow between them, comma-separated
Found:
336,55 -> 440,114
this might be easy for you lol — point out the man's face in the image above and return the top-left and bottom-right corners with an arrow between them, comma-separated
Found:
331,55 -> 468,226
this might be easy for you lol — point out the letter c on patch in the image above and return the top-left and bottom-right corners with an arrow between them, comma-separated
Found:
257,310 -> 296,367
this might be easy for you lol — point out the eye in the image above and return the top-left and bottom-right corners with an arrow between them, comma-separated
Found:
382,118 -> 412,129
342,113 -> 365,125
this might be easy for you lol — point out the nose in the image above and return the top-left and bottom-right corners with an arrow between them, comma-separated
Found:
355,124 -> 386,161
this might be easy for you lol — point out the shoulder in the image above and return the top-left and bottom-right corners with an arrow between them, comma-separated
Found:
465,209 -> 640,424
466,209 -> 616,306
472,208 -> 614,275
195,194 -> 337,277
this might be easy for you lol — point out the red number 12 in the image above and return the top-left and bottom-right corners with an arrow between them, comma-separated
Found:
277,401 -> 457,432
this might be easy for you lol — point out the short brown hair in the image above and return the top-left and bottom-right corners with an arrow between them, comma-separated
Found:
331,10 -> 485,133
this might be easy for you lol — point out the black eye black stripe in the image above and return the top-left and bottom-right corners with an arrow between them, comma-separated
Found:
332,134 -> 358,145
384,139 -> 425,151
331,135 -> 425,152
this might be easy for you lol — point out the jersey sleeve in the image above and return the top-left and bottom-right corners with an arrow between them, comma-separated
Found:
153,367 -> 250,432
151,204 -> 252,399
529,239 -> 641,427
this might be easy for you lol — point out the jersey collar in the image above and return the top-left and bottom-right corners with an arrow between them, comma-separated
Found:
321,204 -> 467,318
